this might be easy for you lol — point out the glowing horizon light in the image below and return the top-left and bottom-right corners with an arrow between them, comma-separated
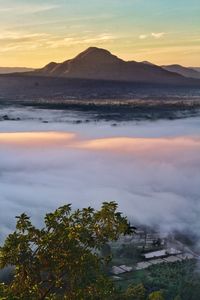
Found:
0,132 -> 76,147
1,132 -> 200,158
0,0 -> 199,67
77,136 -> 200,152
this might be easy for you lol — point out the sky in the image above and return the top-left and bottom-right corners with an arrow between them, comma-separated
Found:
0,0 -> 200,67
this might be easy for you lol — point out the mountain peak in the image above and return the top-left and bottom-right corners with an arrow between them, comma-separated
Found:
142,61 -> 156,66
75,46 -> 112,56
81,46 -> 107,54
72,47 -> 122,64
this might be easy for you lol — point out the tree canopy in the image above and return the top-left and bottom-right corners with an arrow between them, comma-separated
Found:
0,202 -> 128,300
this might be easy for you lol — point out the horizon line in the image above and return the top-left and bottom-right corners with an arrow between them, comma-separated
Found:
0,46 -> 199,69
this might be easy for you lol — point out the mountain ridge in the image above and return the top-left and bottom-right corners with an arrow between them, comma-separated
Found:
31,47 -> 195,85
2,47 -> 197,86
162,64 -> 200,79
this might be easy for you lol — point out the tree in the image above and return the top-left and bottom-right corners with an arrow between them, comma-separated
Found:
174,295 -> 182,300
116,243 -> 141,261
125,283 -> 146,300
0,202 -> 129,300
148,291 -> 165,300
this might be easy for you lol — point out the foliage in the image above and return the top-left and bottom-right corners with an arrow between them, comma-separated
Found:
145,260 -> 200,300
116,243 -> 141,261
0,202 -> 128,300
125,283 -> 146,300
119,260 -> 199,300
148,291 -> 165,300
101,243 -> 112,258
173,296 -> 182,300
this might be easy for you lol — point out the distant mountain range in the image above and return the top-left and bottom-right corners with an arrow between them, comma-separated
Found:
1,47 -> 200,86
142,61 -> 200,80
0,67 -> 34,74
162,64 -> 200,79
190,67 -> 200,73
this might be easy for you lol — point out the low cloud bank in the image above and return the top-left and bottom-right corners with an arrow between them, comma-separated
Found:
1,118 -> 200,241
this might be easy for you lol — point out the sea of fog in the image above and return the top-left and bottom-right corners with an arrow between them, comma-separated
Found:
1,107 -> 200,242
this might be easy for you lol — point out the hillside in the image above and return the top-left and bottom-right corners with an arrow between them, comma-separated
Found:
32,47 -> 195,85
191,67 -> 200,72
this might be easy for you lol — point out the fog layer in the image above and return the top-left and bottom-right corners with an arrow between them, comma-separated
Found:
1,117 -> 200,241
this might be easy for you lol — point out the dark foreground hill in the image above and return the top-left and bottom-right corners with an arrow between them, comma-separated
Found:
0,74 -> 200,105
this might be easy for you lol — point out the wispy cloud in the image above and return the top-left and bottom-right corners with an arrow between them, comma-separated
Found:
139,32 -> 166,40
81,33 -> 116,44
0,4 -> 60,14
45,33 -> 117,49
0,30 -> 50,41
151,32 -> 166,39
0,30 -> 51,53
0,29 -> 117,54
139,34 -> 148,40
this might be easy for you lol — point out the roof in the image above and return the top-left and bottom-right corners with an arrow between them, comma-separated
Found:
135,262 -> 151,270
111,265 -> 133,275
144,250 -> 166,259
167,248 -> 182,255
163,256 -> 182,263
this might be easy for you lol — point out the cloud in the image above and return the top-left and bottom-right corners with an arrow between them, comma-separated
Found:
139,32 -> 166,40
0,4 -> 60,14
82,33 -> 116,44
151,32 -> 166,39
23,33 -> 116,50
1,114 -> 200,242
0,30 -> 51,53
0,30 -> 50,42
0,28 -> 116,53
139,34 -> 148,40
